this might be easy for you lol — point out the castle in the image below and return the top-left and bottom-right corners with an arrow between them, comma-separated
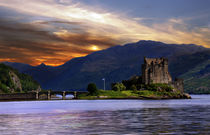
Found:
142,57 -> 184,92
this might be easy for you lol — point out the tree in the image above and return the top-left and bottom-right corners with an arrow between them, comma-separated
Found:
145,83 -> 173,92
112,83 -> 126,91
130,84 -> 137,91
87,83 -> 98,95
0,64 -> 40,93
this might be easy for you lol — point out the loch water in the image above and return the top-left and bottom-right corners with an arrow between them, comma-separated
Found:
0,95 -> 210,135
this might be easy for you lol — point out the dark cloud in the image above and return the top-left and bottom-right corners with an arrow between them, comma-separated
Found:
57,32 -> 119,47
36,20 -> 82,25
0,18 -> 120,66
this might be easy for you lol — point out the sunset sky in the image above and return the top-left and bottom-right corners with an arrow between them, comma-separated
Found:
0,0 -> 210,66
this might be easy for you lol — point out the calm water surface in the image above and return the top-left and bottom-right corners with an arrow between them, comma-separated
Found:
0,95 -> 210,135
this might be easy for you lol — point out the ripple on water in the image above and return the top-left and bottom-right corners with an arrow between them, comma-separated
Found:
0,95 -> 210,134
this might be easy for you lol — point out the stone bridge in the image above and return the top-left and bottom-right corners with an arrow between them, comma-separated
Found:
36,91 -> 87,100
0,91 -> 88,101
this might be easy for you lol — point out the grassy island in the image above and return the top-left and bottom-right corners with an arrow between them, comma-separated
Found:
77,90 -> 191,100
78,83 -> 191,100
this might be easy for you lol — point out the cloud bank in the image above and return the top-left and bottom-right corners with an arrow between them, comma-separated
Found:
0,0 -> 209,66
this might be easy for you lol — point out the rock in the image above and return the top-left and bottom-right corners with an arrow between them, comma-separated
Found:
9,71 -> 22,92
183,93 -> 191,99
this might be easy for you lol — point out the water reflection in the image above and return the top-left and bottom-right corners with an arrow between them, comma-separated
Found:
0,95 -> 210,134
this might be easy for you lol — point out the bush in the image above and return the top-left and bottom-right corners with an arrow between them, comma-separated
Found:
19,73 -> 40,92
145,83 -> 173,92
112,83 -> 126,91
122,76 -> 142,90
130,85 -> 137,91
0,83 -> 9,93
87,83 -> 98,95
0,64 -> 40,93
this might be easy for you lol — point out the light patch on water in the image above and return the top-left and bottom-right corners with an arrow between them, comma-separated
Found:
0,95 -> 210,134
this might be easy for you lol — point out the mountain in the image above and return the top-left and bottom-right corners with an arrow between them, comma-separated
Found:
0,63 -> 40,93
169,50 -> 210,93
3,40 -> 210,93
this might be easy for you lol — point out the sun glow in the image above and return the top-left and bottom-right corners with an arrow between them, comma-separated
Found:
0,0 -> 209,66
91,45 -> 100,51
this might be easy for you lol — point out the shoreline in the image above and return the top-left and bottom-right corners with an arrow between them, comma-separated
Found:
0,96 -> 191,102
0,90 -> 191,102
77,95 -> 191,100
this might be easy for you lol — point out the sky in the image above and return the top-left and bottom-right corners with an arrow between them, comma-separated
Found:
0,0 -> 210,66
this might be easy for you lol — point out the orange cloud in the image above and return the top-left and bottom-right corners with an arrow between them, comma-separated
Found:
0,0 -> 209,66
0,19 -> 119,66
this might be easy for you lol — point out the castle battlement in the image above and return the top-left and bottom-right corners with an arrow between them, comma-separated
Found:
144,57 -> 168,65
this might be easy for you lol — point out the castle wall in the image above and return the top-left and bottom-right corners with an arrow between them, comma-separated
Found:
142,57 -> 172,84
170,78 -> 184,93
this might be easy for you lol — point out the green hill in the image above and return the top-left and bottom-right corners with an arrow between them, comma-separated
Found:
180,60 -> 210,94
169,50 -> 210,93
0,64 -> 40,93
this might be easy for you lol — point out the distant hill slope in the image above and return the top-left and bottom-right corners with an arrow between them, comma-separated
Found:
182,60 -> 210,94
0,64 -> 40,93
170,51 -> 210,93
4,40 -> 210,93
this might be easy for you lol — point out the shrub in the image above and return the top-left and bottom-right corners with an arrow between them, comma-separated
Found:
130,84 -> 137,91
87,83 -> 98,95
19,73 -> 40,92
0,64 -> 40,93
0,83 -> 9,93
112,83 -> 126,91
145,83 -> 173,92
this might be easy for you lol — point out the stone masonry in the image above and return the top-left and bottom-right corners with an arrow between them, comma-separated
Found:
142,57 -> 172,84
142,57 -> 184,92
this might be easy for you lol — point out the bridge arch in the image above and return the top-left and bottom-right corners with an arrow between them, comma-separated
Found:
35,91 -> 84,100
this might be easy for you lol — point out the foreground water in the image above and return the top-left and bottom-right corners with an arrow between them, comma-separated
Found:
0,95 -> 210,135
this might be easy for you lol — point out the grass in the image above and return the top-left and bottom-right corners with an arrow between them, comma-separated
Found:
77,90 -> 184,99
135,90 -> 182,98
78,90 -> 138,99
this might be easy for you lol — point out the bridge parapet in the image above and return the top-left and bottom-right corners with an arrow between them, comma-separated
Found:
34,91 -> 88,100
0,91 -> 88,100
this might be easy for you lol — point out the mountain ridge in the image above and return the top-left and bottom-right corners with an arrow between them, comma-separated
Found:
3,40 -> 210,93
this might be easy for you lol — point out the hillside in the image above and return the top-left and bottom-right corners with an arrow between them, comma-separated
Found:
0,64 -> 40,93
168,50 -> 210,93
4,40 -> 210,93
182,60 -> 210,94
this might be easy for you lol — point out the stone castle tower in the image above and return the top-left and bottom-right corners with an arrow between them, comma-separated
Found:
142,57 -> 172,84
141,57 -> 184,92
